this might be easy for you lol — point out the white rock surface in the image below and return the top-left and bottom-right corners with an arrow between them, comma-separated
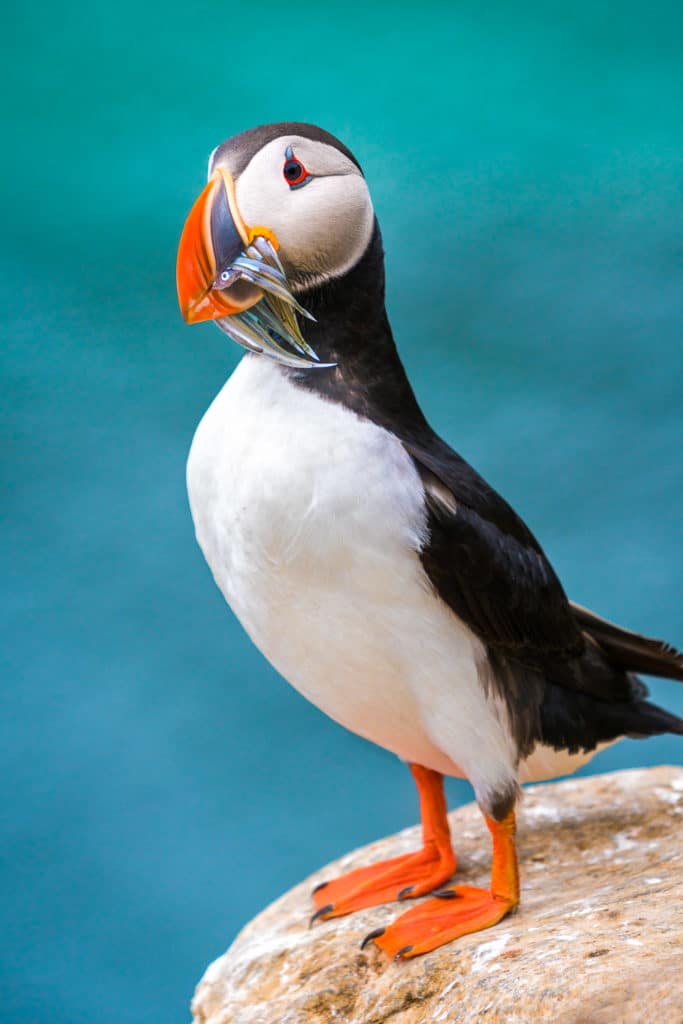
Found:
191,766 -> 683,1023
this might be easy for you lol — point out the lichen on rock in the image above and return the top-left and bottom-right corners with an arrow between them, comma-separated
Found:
191,766 -> 683,1024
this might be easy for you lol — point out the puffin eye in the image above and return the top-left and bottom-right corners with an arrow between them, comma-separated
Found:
283,147 -> 311,190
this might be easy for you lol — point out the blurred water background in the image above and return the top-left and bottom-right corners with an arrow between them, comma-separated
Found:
2,2 -> 682,1021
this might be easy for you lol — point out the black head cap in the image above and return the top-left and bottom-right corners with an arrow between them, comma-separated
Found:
210,122 -> 363,178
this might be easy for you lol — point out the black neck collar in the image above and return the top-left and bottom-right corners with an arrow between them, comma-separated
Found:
286,221 -> 430,442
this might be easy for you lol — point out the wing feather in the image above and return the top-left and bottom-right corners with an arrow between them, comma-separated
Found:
406,441 -> 584,666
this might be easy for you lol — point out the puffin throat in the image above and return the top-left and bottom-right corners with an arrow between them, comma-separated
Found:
286,220 -> 429,437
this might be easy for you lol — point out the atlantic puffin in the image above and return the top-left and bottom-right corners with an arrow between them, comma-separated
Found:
176,122 -> 683,959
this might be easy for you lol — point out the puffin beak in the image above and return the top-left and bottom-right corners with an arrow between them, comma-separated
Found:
176,169 -> 263,324
176,167 -> 332,369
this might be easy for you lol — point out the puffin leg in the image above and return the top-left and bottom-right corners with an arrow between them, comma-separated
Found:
311,764 -> 455,921
367,807 -> 519,959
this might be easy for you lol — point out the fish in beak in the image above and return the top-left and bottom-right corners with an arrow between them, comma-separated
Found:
176,168 -> 330,369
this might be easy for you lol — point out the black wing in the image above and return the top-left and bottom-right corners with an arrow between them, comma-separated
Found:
404,438 -> 584,666
570,601 -> 683,682
405,437 -> 683,760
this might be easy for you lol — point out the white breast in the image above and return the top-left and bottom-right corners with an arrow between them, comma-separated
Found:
187,356 -> 600,798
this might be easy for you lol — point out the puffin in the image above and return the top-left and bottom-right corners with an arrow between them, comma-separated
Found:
176,122 -> 683,959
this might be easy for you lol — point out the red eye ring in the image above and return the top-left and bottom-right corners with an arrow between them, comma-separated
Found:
283,147 -> 311,190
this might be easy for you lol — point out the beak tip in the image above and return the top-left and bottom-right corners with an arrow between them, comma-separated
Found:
176,291 -> 197,324
179,303 -> 198,325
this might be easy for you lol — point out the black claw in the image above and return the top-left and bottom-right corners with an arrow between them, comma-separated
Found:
394,944 -> 414,960
360,927 -> 386,950
309,903 -> 334,926
397,885 -> 414,900
433,887 -> 459,899
312,881 -> 329,895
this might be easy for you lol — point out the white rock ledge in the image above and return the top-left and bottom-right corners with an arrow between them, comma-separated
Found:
191,766 -> 683,1024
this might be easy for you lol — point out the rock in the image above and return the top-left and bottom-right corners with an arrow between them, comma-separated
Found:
191,766 -> 683,1024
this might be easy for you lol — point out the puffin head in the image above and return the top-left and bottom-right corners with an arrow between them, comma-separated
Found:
176,122 -> 375,368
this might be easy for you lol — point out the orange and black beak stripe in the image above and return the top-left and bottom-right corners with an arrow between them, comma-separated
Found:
176,169 -> 263,324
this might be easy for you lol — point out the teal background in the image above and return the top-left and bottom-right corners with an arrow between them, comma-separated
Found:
2,3 -> 682,1022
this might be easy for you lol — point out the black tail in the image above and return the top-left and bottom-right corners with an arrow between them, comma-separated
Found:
629,699 -> 683,736
536,601 -> 683,754
540,685 -> 683,755
571,602 -> 683,682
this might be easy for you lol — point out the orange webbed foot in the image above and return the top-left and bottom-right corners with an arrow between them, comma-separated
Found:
367,885 -> 517,958
364,807 -> 520,959
311,765 -> 455,921
311,844 -> 456,921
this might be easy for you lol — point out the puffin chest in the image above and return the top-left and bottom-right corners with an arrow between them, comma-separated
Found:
186,357 -> 518,784
186,357 -> 428,641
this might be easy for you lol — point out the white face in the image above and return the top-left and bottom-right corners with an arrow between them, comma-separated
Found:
210,136 -> 375,292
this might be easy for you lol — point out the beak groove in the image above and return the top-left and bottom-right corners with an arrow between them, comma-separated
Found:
177,168 -> 331,370
210,170 -> 249,277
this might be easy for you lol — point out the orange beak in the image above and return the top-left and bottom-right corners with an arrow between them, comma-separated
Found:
176,168 -> 264,324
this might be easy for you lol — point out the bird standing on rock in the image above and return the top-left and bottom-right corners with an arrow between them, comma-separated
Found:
176,122 -> 683,959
